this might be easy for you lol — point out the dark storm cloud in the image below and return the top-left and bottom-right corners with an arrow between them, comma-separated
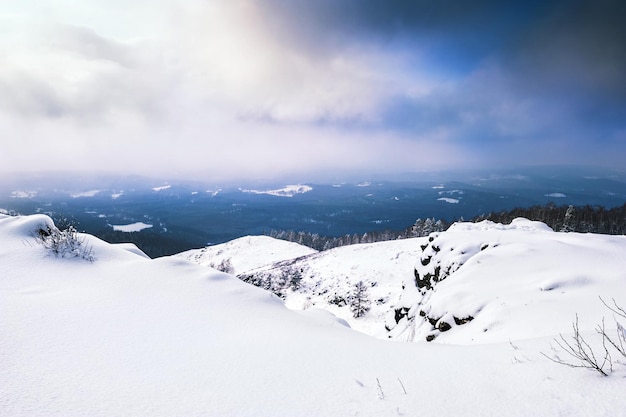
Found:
503,0 -> 626,136
262,1 -> 545,65
262,0 -> 626,135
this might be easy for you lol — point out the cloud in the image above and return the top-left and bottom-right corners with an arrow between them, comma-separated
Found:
1,0 -> 625,180
0,21 -> 169,124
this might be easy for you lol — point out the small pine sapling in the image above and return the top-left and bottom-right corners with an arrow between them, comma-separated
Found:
349,280 -> 371,318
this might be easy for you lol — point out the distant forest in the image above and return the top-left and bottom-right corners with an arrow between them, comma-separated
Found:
474,202 -> 626,234
267,202 -> 626,251
266,217 -> 448,251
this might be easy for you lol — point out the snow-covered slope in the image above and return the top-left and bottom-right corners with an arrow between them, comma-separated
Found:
234,239 -> 424,337
3,214 -> 626,417
386,218 -> 626,344
179,222 -> 626,345
175,235 -> 317,275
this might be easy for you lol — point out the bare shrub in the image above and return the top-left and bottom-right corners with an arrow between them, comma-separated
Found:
543,298 -> 626,376
600,297 -> 626,360
36,224 -> 95,262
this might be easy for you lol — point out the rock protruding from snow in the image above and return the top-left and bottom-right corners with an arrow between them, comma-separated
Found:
386,218 -> 626,344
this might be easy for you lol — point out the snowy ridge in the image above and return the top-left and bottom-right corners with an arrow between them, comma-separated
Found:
175,235 -> 317,275
3,214 -> 626,416
386,218 -> 626,344
182,219 -> 626,347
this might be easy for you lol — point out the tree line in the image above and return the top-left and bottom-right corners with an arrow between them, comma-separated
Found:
474,202 -> 626,234
266,202 -> 626,250
265,217 -> 448,251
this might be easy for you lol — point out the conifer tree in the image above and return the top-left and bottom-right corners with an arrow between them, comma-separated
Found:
349,281 -> 371,318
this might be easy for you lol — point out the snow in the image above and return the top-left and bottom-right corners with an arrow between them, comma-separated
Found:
176,235 -> 317,275
233,238 -> 425,337
111,242 -> 150,258
439,189 -> 463,195
152,185 -> 171,191
437,197 -> 460,204
545,192 -> 567,197
11,190 -> 37,198
109,222 -> 153,232
111,192 -> 123,199
206,188 -> 221,196
238,184 -> 312,197
388,218 -> 626,344
2,214 -> 626,417
70,190 -> 101,198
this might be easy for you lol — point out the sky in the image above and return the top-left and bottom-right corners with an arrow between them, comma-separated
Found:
1,0 -> 625,181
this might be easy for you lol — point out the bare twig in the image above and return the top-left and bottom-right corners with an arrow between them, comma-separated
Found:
397,378 -> 408,395
541,314 -> 612,376
544,299 -> 626,375
600,297 -> 626,319
376,378 -> 385,400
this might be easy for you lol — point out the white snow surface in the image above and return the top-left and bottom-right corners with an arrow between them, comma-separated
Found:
2,214 -> 626,417
238,184 -> 312,197
232,238 -> 425,337
437,197 -> 460,204
388,218 -> 626,344
70,189 -> 101,198
176,235 -> 317,275
109,222 -> 153,232
205,189 -> 221,196
10,190 -> 37,198
545,192 -> 567,197
152,184 -> 171,191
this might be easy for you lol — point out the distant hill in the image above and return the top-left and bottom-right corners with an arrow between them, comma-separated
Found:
2,167 -> 625,257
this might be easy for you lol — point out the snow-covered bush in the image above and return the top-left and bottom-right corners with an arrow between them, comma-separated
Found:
238,265 -> 303,299
36,224 -> 94,262
212,258 -> 234,274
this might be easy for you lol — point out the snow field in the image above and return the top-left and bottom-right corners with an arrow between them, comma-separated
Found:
2,214 -> 626,416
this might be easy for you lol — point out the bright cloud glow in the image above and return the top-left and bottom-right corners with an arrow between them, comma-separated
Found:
1,1 -> 625,181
